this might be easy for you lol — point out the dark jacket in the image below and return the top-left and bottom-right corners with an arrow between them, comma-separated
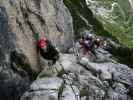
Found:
39,40 -> 59,64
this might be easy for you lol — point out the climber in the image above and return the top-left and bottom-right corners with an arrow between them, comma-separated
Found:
36,37 -> 59,65
81,31 -> 93,40
75,32 -> 94,56
90,38 -> 101,56
82,32 -> 95,54
76,31 -> 103,57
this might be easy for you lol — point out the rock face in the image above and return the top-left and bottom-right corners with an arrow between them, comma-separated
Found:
21,77 -> 80,100
0,6 -> 30,100
1,0 -> 73,70
21,77 -> 63,100
0,0 -> 73,100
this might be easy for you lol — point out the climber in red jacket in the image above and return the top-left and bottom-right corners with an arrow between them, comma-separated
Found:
36,37 -> 59,65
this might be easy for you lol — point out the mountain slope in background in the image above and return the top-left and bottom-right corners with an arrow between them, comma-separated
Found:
86,0 -> 133,49
64,0 -> 133,68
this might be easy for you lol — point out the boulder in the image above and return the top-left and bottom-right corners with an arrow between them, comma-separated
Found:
61,85 -> 80,100
107,87 -> 130,100
21,77 -> 63,100
21,77 -> 80,100
109,63 -> 133,85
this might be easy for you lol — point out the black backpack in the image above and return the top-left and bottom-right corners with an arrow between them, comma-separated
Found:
39,40 -> 59,64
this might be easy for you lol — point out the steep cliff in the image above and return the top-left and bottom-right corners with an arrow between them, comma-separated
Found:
3,0 -> 73,70
0,0 -> 74,99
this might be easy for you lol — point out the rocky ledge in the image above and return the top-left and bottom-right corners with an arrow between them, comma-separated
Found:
21,50 -> 133,100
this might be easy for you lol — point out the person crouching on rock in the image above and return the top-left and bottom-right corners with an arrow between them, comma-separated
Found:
37,38 -> 59,65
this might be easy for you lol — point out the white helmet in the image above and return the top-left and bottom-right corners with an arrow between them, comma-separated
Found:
88,34 -> 93,38
96,38 -> 100,41
86,33 -> 94,40
96,38 -> 100,42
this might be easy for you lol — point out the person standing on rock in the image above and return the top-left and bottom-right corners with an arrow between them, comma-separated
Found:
76,31 -> 94,56
75,31 -> 102,61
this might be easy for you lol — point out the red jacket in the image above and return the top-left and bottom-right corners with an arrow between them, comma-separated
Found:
37,39 -> 48,48
79,39 -> 91,55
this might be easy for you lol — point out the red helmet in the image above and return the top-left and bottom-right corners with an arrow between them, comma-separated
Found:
37,39 -> 47,48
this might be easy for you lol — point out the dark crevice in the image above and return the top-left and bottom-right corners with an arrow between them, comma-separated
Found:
10,50 -> 38,80
20,0 -> 47,36
24,0 -> 46,25
33,0 -> 41,10
16,18 -> 24,32
20,2 -> 37,34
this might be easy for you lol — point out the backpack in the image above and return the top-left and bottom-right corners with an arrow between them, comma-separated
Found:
39,40 -> 59,64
